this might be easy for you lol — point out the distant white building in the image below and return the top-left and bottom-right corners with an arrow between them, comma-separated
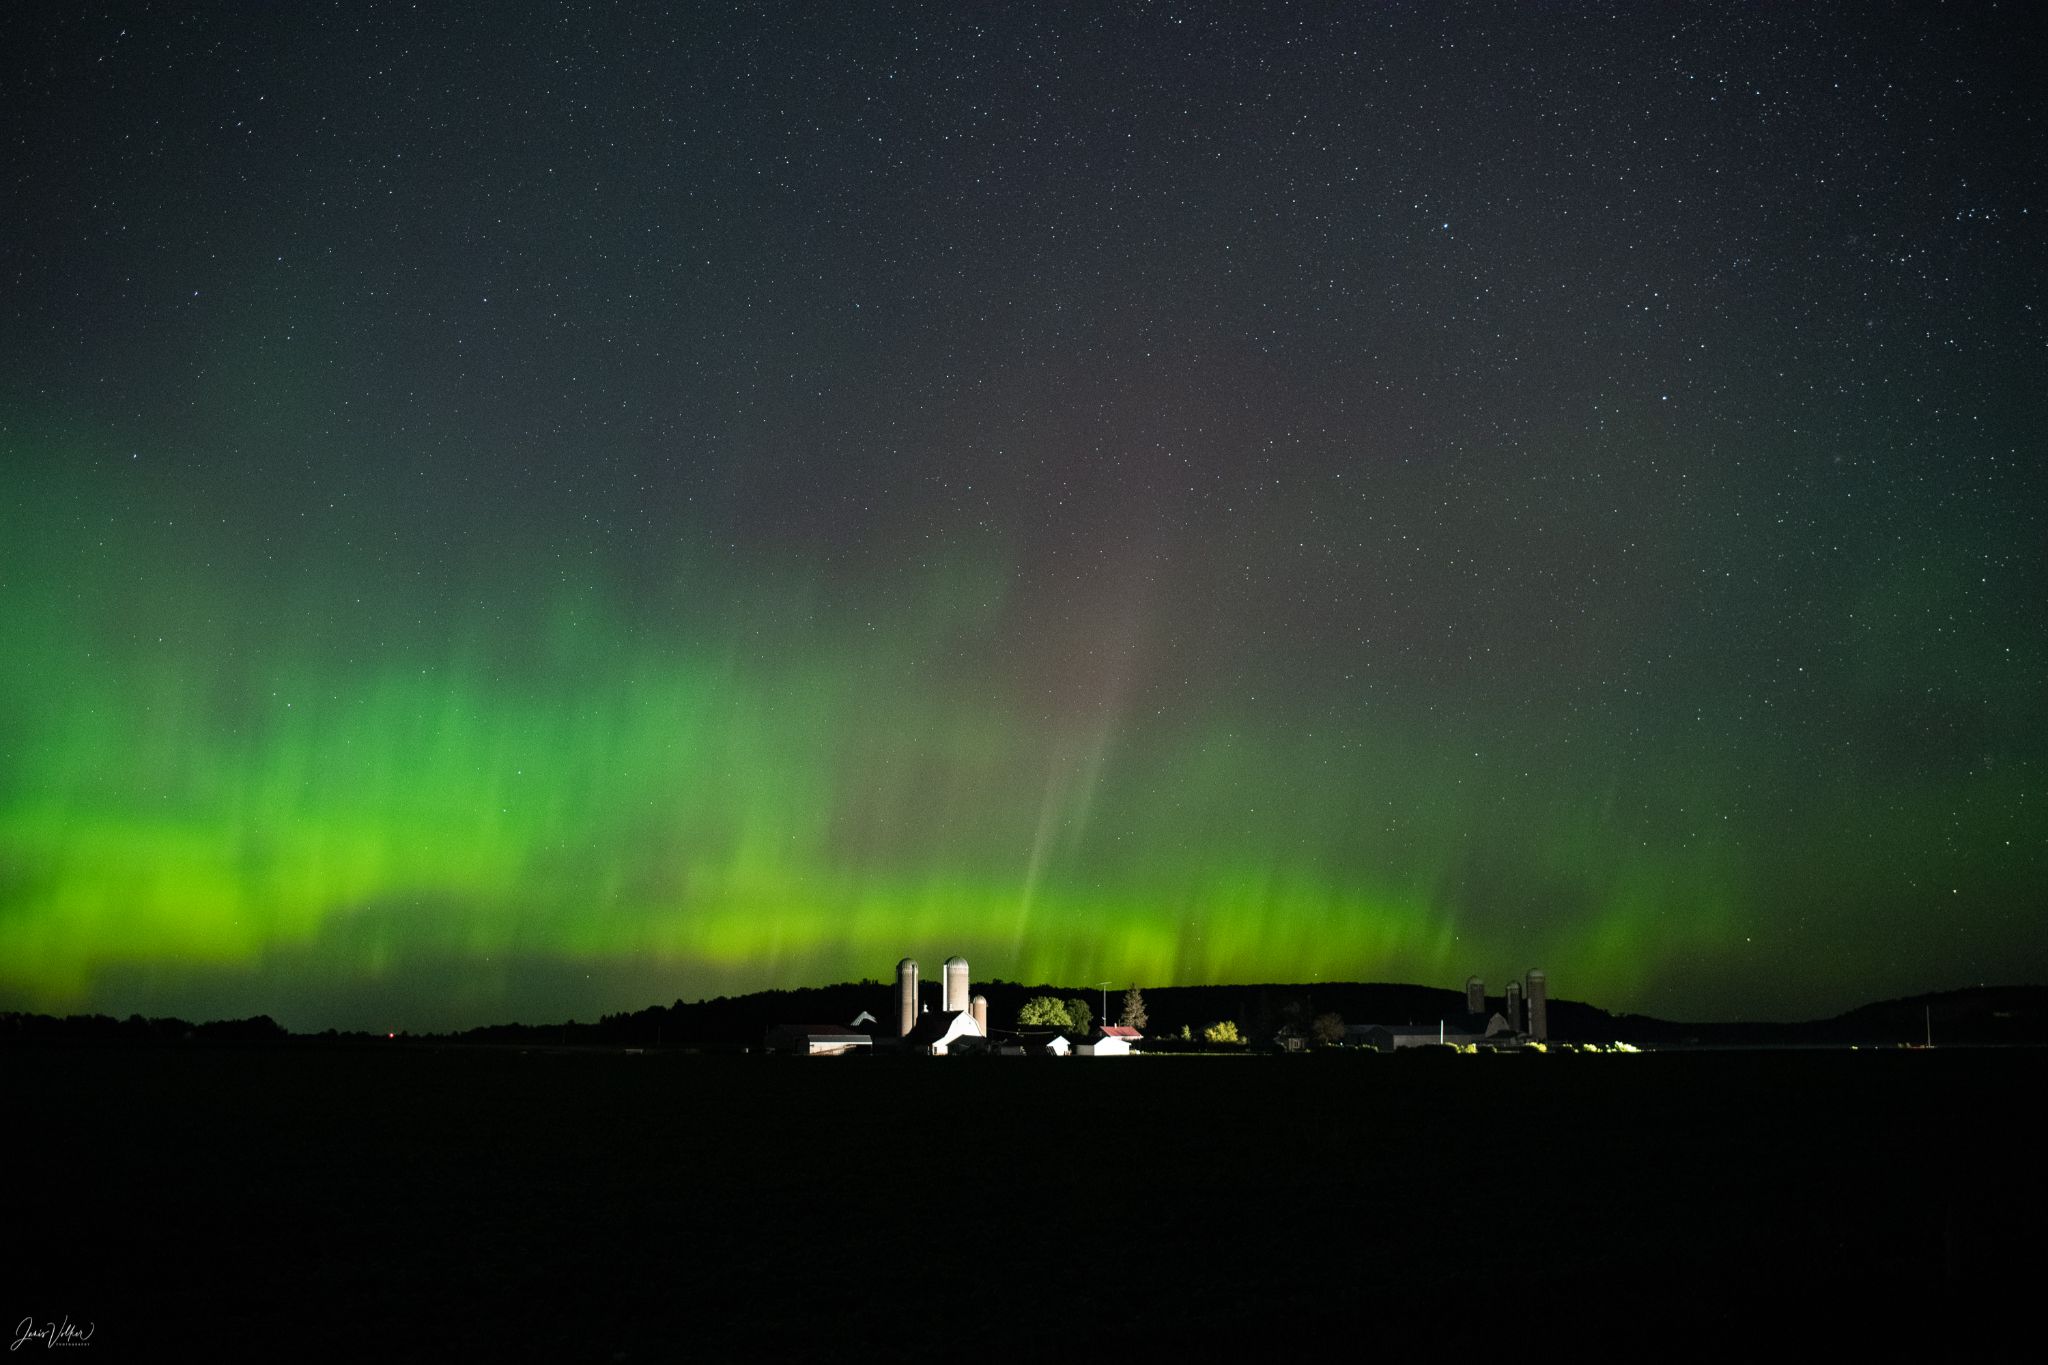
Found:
1345,1012 -> 1516,1051
1076,1026 -> 1141,1056
764,1024 -> 873,1056
1043,1034 -> 1072,1057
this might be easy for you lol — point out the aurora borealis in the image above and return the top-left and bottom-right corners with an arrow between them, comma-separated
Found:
3,4 -> 2042,1029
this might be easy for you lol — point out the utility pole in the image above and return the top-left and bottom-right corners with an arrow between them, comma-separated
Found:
1095,981 -> 1111,1028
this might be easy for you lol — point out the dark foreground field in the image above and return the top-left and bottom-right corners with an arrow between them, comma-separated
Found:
9,1046 -> 2040,1360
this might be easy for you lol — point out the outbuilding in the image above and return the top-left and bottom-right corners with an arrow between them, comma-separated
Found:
1345,1012 -> 1516,1051
764,1024 -> 873,1056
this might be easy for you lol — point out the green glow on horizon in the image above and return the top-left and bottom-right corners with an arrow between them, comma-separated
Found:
1,427 -> 2037,1028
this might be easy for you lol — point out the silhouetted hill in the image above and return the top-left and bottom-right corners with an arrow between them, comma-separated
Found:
8,984 -> 2046,1048
0,1012 -> 291,1044
441,979 -> 2048,1048
1611,984 -> 2048,1048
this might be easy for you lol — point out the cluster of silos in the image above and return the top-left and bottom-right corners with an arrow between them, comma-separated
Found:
1469,970 -> 1550,1042
895,955 -> 988,1036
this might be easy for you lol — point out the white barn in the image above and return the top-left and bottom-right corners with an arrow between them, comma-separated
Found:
902,1009 -> 987,1056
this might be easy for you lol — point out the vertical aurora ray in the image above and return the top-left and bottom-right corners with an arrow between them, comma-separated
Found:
3,465 -> 1489,1019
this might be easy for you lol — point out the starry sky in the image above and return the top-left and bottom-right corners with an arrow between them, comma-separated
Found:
3,2 -> 2042,1030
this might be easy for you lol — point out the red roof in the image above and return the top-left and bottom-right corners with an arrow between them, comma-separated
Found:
1100,1026 -> 1141,1038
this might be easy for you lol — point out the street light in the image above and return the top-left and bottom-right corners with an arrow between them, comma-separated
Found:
1095,981 -> 1111,1027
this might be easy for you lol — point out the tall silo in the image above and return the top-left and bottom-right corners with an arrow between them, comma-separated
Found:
896,958 -> 919,1038
1465,976 -> 1485,1016
971,994 -> 988,1035
943,955 -> 970,1013
1524,969 -> 1548,1042
1504,979 -> 1524,1035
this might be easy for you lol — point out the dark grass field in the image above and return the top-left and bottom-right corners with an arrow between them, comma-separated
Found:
8,1045 -> 2040,1360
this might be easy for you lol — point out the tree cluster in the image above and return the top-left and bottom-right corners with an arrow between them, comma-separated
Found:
1016,995 -> 1094,1034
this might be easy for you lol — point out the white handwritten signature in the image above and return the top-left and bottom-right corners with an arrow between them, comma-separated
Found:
10,1317 -> 93,1351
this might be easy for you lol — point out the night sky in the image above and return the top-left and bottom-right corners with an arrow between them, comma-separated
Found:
4,2 -> 2042,1030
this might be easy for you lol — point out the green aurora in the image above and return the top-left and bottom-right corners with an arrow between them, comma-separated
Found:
3,420 -> 2038,1029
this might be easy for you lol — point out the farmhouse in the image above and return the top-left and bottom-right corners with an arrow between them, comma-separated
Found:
1075,1025 -> 1141,1056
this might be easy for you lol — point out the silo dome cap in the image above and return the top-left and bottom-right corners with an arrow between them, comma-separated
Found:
896,958 -> 918,972
943,955 -> 969,967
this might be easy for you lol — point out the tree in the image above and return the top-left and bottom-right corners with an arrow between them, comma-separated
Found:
1017,996 -> 1073,1029
1311,1012 -> 1347,1047
1119,985 -> 1148,1030
1202,1020 -> 1242,1045
1066,997 -> 1093,1037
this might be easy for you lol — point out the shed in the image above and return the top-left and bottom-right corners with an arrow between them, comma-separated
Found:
764,1024 -> 873,1056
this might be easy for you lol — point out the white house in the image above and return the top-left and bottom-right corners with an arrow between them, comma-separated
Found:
1042,1034 -> 1072,1057
1075,1026 -> 1141,1056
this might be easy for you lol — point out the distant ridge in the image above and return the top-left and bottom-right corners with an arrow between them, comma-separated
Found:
595,980 -> 2048,1048
11,983 -> 2046,1048
1608,984 -> 2048,1048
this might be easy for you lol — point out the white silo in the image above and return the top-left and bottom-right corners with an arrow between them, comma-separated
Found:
943,956 -> 970,1013
896,958 -> 919,1038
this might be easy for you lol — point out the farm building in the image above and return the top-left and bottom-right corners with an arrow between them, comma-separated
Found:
1076,1026 -> 1141,1056
1346,1012 -> 1516,1051
901,1009 -> 987,1056
764,1024 -> 873,1056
